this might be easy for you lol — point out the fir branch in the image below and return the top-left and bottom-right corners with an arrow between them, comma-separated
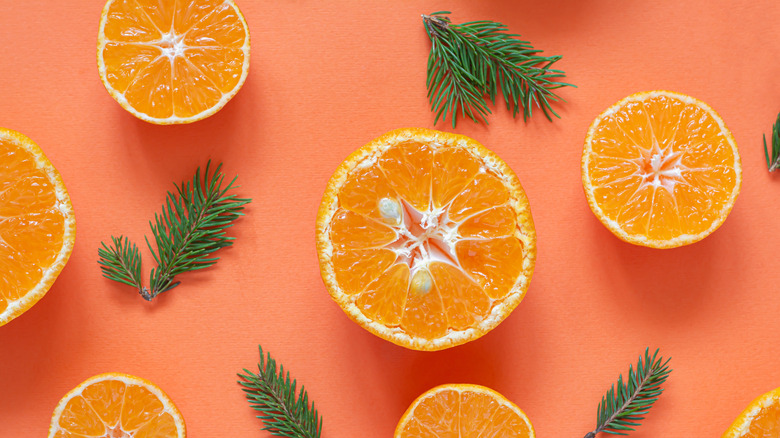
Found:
422,11 -> 574,127
764,111 -> 780,172
584,348 -> 671,437
97,161 -> 251,301
238,345 -> 323,438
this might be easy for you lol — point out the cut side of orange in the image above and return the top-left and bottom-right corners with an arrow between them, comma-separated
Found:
97,0 -> 250,124
723,387 -> 780,438
395,384 -> 535,438
0,128 -> 75,327
582,90 -> 741,248
49,373 -> 185,438
316,128 -> 536,351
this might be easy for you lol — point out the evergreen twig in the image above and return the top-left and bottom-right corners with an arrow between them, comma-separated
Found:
97,161 -> 250,300
422,11 -> 574,127
764,112 -> 780,172
238,345 -> 323,438
584,348 -> 671,437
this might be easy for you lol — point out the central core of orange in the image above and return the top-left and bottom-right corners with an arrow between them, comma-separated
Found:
157,31 -> 186,59
634,144 -> 686,190
379,197 -> 458,293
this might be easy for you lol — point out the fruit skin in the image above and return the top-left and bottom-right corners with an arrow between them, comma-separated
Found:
722,386 -> 780,438
394,383 -> 535,438
0,128 -> 75,327
96,0 -> 251,125
48,372 -> 186,438
581,90 -> 742,249
316,127 -> 536,351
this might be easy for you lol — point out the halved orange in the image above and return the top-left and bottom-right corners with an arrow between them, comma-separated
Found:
97,0 -> 250,124
0,128 -> 75,327
49,373 -> 185,438
395,384 -> 535,438
582,91 -> 741,248
316,128 -> 536,351
723,387 -> 780,437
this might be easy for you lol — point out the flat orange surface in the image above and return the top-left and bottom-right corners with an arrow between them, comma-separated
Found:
1,1 -> 779,436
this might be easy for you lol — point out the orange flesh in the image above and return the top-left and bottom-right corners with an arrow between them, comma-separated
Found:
329,141 -> 526,340
55,378 -> 178,438
0,139 -> 66,313
398,388 -> 533,438
586,94 -> 737,241
743,403 -> 780,436
101,0 -> 247,119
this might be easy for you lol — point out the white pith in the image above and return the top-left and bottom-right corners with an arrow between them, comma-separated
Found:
97,0 -> 250,124
374,193 -> 508,295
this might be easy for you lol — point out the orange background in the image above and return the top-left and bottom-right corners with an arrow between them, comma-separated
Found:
1,1 -> 780,436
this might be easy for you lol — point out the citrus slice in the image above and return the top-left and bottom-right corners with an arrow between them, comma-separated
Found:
723,387 -> 780,437
582,90 -> 741,248
395,384 -> 535,438
316,128 -> 536,351
97,0 -> 250,124
49,373 -> 186,438
0,128 -> 75,327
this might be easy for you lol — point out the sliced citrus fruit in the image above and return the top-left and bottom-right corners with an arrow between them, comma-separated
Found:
97,0 -> 250,124
316,128 -> 536,351
582,90 -> 741,248
395,384 -> 535,438
49,373 -> 186,438
0,128 -> 75,327
723,387 -> 780,437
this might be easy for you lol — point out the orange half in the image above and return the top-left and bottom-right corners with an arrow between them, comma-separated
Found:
316,128 -> 536,351
97,0 -> 250,124
0,128 -> 75,327
395,384 -> 535,438
723,387 -> 780,438
582,91 -> 741,248
49,373 -> 185,438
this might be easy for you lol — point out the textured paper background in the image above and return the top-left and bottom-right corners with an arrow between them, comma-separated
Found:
1,0 -> 779,436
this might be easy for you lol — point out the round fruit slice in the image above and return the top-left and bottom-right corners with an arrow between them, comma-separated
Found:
316,128 -> 536,351
723,387 -> 780,437
395,384 -> 535,438
49,373 -> 185,438
0,128 -> 75,327
97,0 -> 250,124
582,90 -> 741,248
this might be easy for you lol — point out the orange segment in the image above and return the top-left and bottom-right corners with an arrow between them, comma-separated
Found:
356,263 -> 409,325
400,269 -> 448,340
317,128 -> 536,351
395,384 -> 535,438
582,91 -> 741,248
0,128 -> 75,327
332,248 -> 397,295
97,0 -> 250,124
723,387 -> 780,437
429,262 -> 490,330
49,373 -> 185,438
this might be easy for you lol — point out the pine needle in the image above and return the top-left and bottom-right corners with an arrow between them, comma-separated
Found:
584,348 -> 672,437
238,345 -> 323,438
422,11 -> 574,128
764,112 -> 780,172
97,161 -> 251,300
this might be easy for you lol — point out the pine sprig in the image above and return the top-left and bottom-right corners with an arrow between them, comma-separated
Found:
764,111 -> 780,172
98,162 -> 251,301
422,11 -> 574,127
238,345 -> 323,438
584,348 -> 671,437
